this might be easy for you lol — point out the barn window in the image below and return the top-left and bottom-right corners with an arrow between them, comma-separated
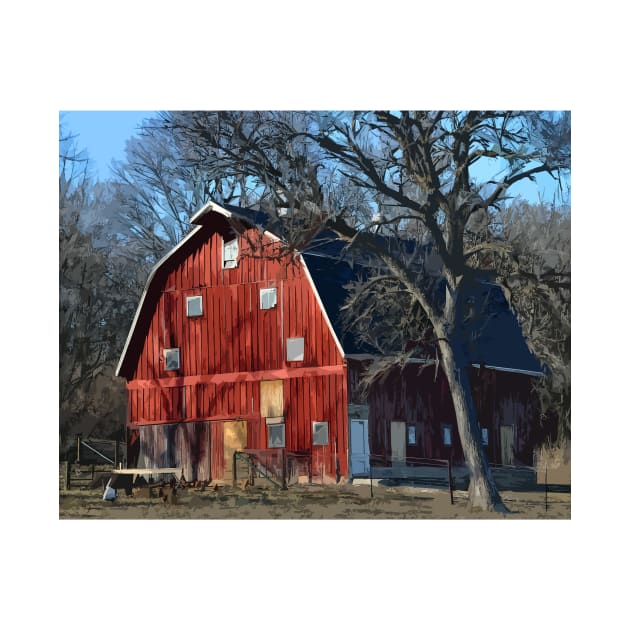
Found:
223,237 -> 238,269
163,348 -> 180,371
260,287 -> 277,310
407,425 -> 416,445
186,295 -> 203,317
267,424 -> 286,448
442,425 -> 452,447
265,416 -> 284,425
312,422 -> 329,446
286,337 -> 304,361
481,427 -> 489,446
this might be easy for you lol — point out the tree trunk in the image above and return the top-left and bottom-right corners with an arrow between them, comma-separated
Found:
438,339 -> 508,512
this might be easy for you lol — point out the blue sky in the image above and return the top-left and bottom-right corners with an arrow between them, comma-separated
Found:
60,111 -> 156,180
59,111 -> 569,205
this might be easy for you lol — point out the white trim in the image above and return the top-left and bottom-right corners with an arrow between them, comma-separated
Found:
345,354 -> 542,376
471,363 -> 544,377
298,253 -> 346,359
190,200 -> 232,223
116,224 -> 204,376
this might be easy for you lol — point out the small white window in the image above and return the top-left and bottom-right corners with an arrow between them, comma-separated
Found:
260,287 -> 277,310
223,238 -> 238,269
481,427 -> 489,446
163,348 -> 180,371
312,422 -> 329,446
186,295 -> 203,317
268,424 -> 286,448
286,337 -> 304,362
408,425 -> 416,446
443,425 -> 452,447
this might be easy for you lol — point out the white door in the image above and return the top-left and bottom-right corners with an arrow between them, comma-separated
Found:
391,421 -> 406,467
350,419 -> 370,477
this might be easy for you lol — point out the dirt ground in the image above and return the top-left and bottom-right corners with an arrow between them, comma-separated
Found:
59,482 -> 570,519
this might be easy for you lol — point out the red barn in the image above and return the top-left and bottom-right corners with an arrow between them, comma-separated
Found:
117,201 -> 546,484
116,201 -> 348,483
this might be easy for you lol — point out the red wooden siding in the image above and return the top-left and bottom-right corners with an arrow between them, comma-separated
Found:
124,217 -> 349,479
359,362 -> 540,466
130,228 -> 342,383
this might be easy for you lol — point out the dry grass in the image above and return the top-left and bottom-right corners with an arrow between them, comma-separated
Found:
59,482 -> 570,519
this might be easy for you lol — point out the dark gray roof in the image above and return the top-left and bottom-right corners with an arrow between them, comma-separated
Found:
224,205 -> 543,372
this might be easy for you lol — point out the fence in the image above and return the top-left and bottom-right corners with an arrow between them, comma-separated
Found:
59,462 -> 114,491
61,437 -> 127,467
233,449 -> 312,489
368,454 -> 454,503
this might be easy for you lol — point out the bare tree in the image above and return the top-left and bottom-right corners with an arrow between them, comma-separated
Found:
59,125 -> 138,441
491,201 -> 571,442
157,110 -> 570,512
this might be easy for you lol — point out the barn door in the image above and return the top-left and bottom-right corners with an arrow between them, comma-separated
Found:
223,420 -> 248,478
391,421 -> 406,466
350,419 -> 370,477
260,380 -> 284,419
500,425 -> 514,465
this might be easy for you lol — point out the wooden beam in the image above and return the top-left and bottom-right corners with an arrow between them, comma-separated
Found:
126,364 -> 346,390
111,468 -> 183,475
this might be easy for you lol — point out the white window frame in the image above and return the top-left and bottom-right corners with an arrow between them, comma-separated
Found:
186,295 -> 203,317
222,237 -> 238,269
286,337 -> 304,362
260,287 -> 278,310
267,424 -> 286,448
312,421 -> 329,446
163,348 -> 180,371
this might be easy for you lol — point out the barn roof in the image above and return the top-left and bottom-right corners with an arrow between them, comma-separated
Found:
117,201 -> 543,378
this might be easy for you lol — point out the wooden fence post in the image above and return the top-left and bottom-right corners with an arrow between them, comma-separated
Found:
281,449 -> 287,490
545,466 -> 548,512
233,451 -> 238,488
447,456 -> 454,505
369,457 -> 373,499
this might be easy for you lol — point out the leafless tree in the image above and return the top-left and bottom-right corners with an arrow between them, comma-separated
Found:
59,124 -> 138,441
155,110 -> 570,512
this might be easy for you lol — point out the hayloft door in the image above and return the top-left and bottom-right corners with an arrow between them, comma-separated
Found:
500,425 -> 514,465
223,420 -> 247,478
350,419 -> 370,477
391,421 -> 406,466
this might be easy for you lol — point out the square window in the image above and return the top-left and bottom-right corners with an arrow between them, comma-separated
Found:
186,295 -> 203,317
443,425 -> 452,447
481,427 -> 489,446
312,422 -> 329,446
223,238 -> 238,269
267,424 -> 285,448
265,416 -> 284,425
260,287 -> 277,310
286,337 -> 304,362
163,348 -> 180,371
407,425 -> 416,446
